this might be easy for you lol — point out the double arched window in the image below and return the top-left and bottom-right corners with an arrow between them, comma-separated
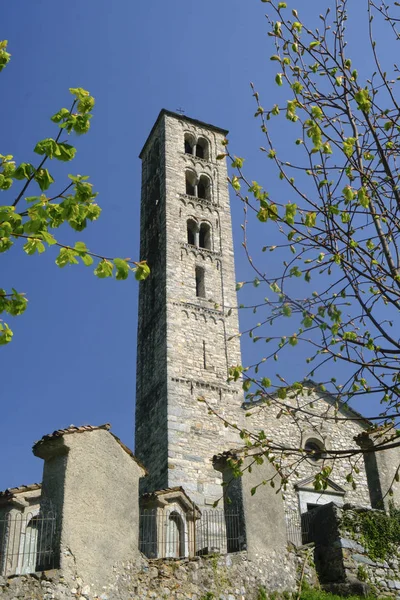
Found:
184,133 -> 209,161
185,170 -> 211,201
186,219 -> 212,250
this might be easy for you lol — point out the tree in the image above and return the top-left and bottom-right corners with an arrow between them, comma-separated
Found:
215,0 -> 400,492
0,41 -> 149,345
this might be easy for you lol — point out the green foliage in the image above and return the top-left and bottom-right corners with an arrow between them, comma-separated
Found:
299,588 -> 375,600
220,0 -> 400,488
344,506 -> 400,561
0,42 -> 149,343
257,586 -> 268,600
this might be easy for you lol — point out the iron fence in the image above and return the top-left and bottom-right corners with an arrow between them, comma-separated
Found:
139,507 -> 243,559
285,510 -> 316,546
0,511 -> 57,576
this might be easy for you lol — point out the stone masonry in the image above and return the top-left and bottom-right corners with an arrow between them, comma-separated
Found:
135,111 -> 244,508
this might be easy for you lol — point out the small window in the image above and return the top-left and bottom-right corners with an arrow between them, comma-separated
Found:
185,170 -> 196,196
184,133 -> 194,156
196,137 -> 209,160
304,439 -> 325,462
198,175 -> 210,200
195,266 -> 205,298
199,223 -> 211,250
187,219 -> 197,245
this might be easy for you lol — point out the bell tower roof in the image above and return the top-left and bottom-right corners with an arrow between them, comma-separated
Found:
139,109 -> 229,158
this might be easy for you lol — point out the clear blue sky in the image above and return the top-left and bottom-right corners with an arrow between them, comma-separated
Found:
0,1 -> 391,489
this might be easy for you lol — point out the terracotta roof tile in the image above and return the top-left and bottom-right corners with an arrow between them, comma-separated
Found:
0,483 -> 41,499
32,423 -> 147,473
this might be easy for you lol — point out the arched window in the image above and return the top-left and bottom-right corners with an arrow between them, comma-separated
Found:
185,170 -> 196,196
304,438 -> 325,462
187,219 -> 198,245
198,175 -> 211,200
195,266 -> 205,298
184,133 -> 195,156
196,137 -> 209,160
199,222 -> 211,250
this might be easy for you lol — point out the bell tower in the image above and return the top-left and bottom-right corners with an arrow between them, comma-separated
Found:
135,110 -> 243,507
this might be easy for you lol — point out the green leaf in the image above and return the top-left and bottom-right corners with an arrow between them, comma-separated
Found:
231,156 -> 244,169
55,247 -> 79,267
270,281 -> 281,294
114,258 -> 130,280
289,335 -> 298,346
34,169 -> 54,191
355,88 -> 372,114
0,322 -> 13,345
23,238 -> 45,255
13,163 -> 33,180
56,143 -> 77,162
275,73 -> 283,86
285,203 -> 297,225
69,87 -> 90,101
305,212 -> 316,227
357,187 -> 369,208
81,253 -> 94,267
261,378 -> 272,388
134,261 -> 150,281
243,379 -> 252,392
34,138 -> 58,159
283,304 -> 292,317
94,259 -> 114,278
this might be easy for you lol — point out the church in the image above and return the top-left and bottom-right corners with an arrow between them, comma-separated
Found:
1,110 -> 400,587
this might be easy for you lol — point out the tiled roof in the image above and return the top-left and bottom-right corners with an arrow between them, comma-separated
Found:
33,424 -> 147,473
0,483 -> 41,499
141,486 -> 200,512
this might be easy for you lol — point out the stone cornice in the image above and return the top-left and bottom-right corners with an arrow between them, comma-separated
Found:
171,376 -> 239,394
179,193 -> 218,208
181,243 -> 221,258
171,301 -> 224,317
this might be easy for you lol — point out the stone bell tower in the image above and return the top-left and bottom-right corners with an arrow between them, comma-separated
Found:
135,110 -> 243,507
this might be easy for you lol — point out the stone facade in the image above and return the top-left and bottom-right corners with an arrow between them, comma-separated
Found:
242,385 -> 374,518
135,111 -> 244,508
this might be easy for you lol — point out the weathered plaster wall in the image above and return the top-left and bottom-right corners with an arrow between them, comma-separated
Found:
34,429 -> 144,590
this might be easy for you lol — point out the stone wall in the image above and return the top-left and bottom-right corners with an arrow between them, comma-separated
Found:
0,550 -> 309,600
311,502 -> 400,597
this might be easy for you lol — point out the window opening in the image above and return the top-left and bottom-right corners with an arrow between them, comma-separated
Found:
304,439 -> 325,462
199,223 -> 211,250
196,144 -> 204,159
185,171 -> 196,197
187,220 -> 197,245
198,175 -> 210,200
184,134 -> 195,156
196,138 -> 209,160
203,340 -> 207,369
195,266 -> 205,298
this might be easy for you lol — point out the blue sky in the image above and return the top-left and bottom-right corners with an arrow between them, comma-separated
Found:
0,1 -> 394,489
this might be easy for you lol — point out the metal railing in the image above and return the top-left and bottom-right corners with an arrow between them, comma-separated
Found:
285,510 -> 316,546
139,507 -> 243,559
0,511 -> 57,576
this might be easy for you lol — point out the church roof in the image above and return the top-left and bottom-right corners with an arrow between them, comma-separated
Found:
139,109 -> 229,158
242,380 -> 372,429
33,423 -> 147,473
